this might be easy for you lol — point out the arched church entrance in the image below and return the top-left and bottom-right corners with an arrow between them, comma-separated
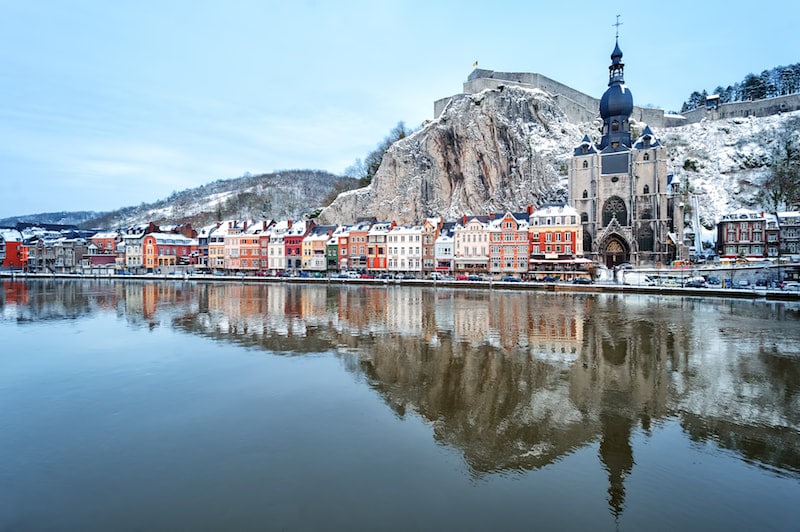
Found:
603,236 -> 629,269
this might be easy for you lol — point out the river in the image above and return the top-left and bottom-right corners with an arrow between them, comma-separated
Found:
1,279 -> 799,531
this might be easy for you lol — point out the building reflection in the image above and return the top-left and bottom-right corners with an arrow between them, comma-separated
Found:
3,279 -> 799,517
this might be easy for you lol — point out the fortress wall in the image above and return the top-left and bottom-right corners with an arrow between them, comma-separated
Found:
681,93 -> 800,124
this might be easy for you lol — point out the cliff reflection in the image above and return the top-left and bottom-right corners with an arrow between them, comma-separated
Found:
4,280 -> 800,509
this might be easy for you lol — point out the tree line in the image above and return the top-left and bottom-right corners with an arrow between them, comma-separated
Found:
681,63 -> 800,112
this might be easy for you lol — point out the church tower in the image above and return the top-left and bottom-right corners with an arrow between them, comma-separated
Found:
569,38 -> 685,269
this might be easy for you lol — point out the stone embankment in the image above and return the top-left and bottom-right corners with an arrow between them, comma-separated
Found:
3,272 -> 798,302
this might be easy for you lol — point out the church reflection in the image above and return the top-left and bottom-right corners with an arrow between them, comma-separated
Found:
3,279 -> 800,517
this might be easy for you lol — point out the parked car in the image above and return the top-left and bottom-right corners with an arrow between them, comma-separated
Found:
706,276 -> 721,285
541,275 -> 558,283
500,275 -> 521,282
467,274 -> 483,281
572,277 -> 592,284
783,282 -> 800,292
684,279 -> 706,288
455,274 -> 469,281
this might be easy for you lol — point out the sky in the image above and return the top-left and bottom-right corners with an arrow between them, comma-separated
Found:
1,1 -> 798,219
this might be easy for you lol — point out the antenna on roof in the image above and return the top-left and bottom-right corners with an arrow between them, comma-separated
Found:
613,15 -> 622,39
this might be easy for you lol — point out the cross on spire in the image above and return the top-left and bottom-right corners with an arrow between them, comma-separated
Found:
613,15 -> 622,39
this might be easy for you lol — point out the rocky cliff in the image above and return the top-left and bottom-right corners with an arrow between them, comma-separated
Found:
319,86 -> 585,225
319,84 -> 800,231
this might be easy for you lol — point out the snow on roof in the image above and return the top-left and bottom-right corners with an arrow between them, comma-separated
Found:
90,231 -> 118,239
531,204 -> 579,218
146,232 -> 196,245
0,229 -> 22,241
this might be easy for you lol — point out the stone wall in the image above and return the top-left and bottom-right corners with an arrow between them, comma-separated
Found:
681,93 -> 800,124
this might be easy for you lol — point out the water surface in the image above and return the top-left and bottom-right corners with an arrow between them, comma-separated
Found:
1,279 -> 799,531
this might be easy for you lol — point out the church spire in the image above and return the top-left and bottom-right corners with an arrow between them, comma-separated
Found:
598,19 -> 634,151
609,39 -> 625,86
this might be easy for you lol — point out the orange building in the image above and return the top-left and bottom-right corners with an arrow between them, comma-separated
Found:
347,220 -> 372,272
142,233 -> 198,271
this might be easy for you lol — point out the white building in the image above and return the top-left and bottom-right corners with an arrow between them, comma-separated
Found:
387,224 -> 423,276
453,215 -> 490,275
434,222 -> 455,275
268,220 -> 292,273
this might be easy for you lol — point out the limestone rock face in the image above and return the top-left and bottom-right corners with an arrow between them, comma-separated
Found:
319,86 -> 583,224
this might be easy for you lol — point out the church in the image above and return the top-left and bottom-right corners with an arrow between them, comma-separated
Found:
569,39 -> 686,268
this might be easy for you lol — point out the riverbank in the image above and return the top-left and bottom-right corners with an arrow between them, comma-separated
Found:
4,271 -> 799,302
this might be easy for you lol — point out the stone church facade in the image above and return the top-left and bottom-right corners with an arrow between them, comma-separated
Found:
569,40 -> 686,268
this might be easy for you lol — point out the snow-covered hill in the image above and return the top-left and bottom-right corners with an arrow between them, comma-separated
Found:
657,112 -> 800,229
1,170 -> 358,230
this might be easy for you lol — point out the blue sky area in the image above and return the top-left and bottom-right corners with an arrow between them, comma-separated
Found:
1,1 -> 797,218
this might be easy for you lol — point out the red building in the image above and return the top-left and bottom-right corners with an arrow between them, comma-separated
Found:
717,209 -> 780,259
284,220 -> 314,272
0,229 -> 25,269
90,231 -> 120,254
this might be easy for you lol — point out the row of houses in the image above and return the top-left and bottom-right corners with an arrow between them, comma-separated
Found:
2,207 -> 799,277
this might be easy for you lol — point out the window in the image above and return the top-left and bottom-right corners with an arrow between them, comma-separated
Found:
643,184 -> 650,194
582,160 -> 588,169
643,153 -> 650,161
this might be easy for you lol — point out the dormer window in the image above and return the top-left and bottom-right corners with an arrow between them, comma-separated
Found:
643,184 -> 649,194
643,153 -> 650,161
612,120 -> 619,132
582,160 -> 589,169
582,190 -> 588,199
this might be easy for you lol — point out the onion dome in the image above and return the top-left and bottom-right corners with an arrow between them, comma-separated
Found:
600,84 -> 634,120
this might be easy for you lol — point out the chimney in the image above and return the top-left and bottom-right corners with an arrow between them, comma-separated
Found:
228,221 -> 232,229
462,214 -> 467,226
243,221 -> 248,231
527,204 -> 533,215
287,219 -> 293,229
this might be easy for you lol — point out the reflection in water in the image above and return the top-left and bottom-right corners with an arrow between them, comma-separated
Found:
3,279 -> 800,517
